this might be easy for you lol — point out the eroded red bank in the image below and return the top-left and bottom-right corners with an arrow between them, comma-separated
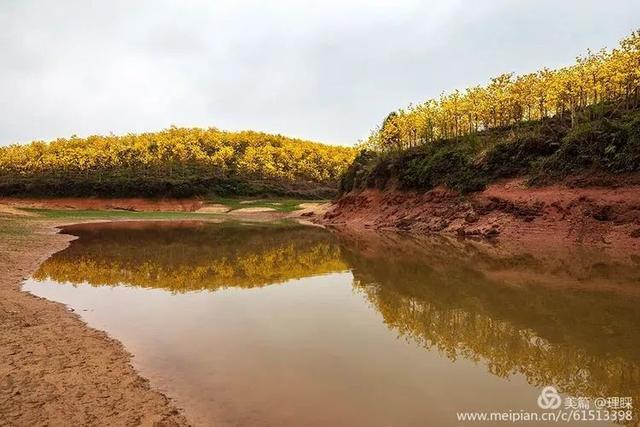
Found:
321,177 -> 640,251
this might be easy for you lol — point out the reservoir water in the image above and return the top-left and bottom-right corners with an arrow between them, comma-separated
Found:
23,221 -> 640,426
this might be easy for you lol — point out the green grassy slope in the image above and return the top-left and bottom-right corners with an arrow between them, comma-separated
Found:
340,104 -> 640,195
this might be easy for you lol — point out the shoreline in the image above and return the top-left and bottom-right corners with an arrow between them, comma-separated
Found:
2,191 -> 636,424
0,218 -> 190,426
0,205 -> 322,426
319,178 -> 640,251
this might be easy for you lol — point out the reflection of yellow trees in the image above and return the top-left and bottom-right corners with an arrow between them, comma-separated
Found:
34,222 -> 347,292
364,289 -> 639,401
33,223 -> 640,420
339,231 -> 640,409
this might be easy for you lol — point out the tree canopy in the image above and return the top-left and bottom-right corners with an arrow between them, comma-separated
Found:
365,31 -> 640,152
0,127 -> 355,197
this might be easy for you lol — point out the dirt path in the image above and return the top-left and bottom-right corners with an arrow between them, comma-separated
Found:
0,218 -> 189,426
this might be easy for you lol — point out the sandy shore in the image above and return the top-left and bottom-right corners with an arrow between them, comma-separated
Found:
0,217 -> 190,426
0,203 -> 327,426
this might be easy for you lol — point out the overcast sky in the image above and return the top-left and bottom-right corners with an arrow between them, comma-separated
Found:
1,1 -> 639,147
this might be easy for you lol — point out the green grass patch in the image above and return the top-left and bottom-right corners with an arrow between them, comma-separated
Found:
0,217 -> 30,236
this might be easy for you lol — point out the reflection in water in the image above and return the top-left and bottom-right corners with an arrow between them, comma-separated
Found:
35,221 -> 348,291
27,221 -> 640,425
339,232 -> 640,411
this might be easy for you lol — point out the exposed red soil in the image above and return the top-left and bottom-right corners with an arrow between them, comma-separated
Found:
0,197 -> 205,212
321,177 -> 640,251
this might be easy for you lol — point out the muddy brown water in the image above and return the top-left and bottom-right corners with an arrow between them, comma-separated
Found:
23,221 -> 640,426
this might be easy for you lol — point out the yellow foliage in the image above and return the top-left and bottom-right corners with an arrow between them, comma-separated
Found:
366,30 -> 640,151
33,222 -> 348,292
0,127 -> 356,195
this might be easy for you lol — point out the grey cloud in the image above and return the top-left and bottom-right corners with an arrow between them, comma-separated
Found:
1,0 -> 639,146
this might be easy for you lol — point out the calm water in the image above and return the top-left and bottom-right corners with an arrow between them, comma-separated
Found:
23,221 -> 640,426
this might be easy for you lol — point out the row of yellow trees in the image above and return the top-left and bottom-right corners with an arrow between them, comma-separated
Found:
367,31 -> 640,151
0,127 -> 355,194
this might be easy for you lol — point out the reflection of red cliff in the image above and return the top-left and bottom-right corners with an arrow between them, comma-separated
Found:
321,176 -> 640,251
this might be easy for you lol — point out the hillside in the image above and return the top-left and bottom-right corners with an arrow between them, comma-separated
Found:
339,104 -> 640,195
324,31 -> 640,245
0,127 -> 355,198
340,30 -> 640,195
